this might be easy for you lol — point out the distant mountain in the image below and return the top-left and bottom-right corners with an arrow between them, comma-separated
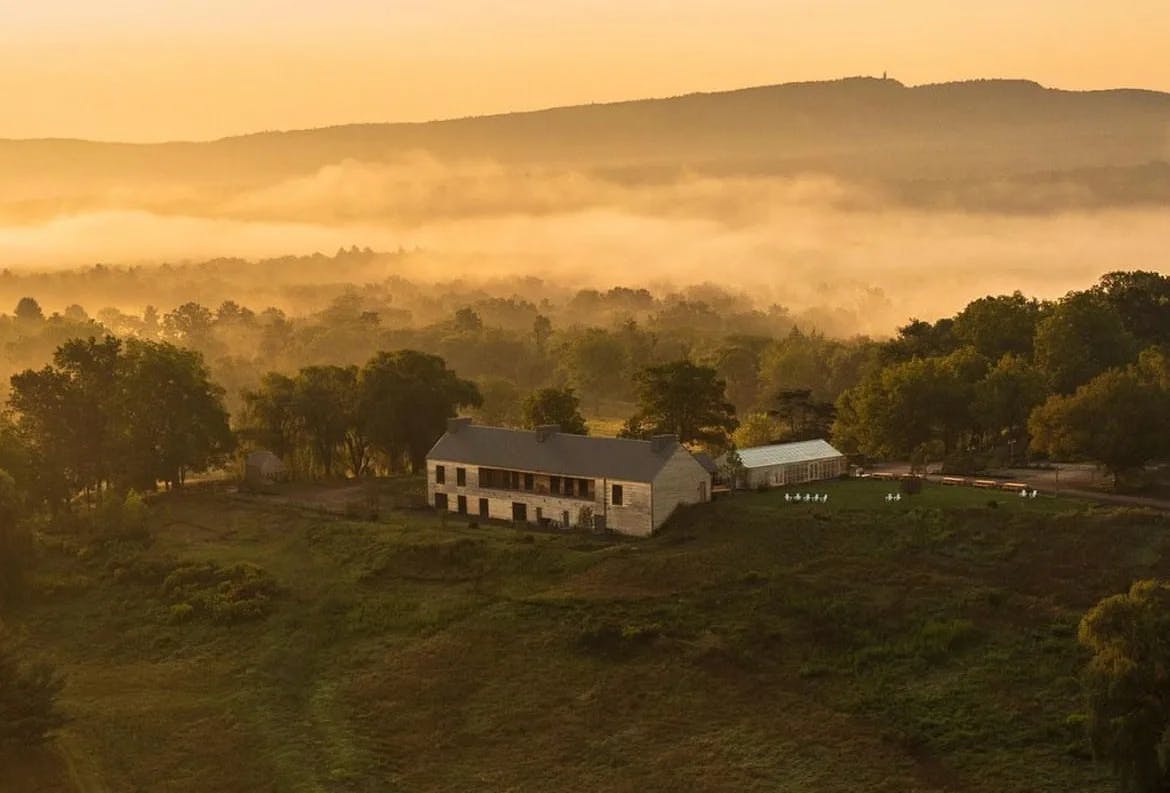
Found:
3,77 -> 1169,214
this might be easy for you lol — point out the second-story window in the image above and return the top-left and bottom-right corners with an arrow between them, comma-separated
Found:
435,465 -> 445,484
612,484 -> 624,505
524,473 -> 534,491
456,467 -> 466,486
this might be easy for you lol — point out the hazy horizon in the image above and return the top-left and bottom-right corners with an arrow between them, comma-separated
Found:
4,0 -> 1170,142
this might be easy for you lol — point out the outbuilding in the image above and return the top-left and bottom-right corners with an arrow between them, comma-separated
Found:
720,439 -> 847,489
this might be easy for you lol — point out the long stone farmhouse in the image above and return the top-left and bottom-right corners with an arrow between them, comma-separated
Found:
426,418 -> 712,536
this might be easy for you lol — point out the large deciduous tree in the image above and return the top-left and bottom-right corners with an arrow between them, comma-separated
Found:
1033,291 -> 1136,395
620,361 -> 738,448
952,291 -> 1046,360
522,387 -> 588,435
115,340 -> 235,490
361,350 -> 481,472
1094,271 -> 1170,349
832,348 -> 986,458
1028,364 -> 1170,488
1079,580 -> 1170,793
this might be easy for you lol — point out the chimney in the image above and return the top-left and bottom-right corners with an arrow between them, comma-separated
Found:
535,424 -> 559,443
447,417 -> 472,434
650,434 -> 678,454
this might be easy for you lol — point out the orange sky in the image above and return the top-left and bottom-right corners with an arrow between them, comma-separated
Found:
2,0 -> 1167,142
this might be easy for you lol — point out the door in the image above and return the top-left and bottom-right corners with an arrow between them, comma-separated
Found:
457,495 -> 467,514
479,498 -> 490,518
699,481 -> 708,502
434,493 -> 448,510
512,502 -> 528,522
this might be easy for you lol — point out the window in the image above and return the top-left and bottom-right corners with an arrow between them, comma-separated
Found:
551,476 -> 561,495
479,498 -> 489,518
612,484 -> 624,506
434,493 -> 448,510
563,478 -> 574,497
579,479 -> 590,498
524,473 -> 534,491
510,471 -> 520,490
456,467 -> 466,486
457,495 -> 467,514
435,465 -> 445,484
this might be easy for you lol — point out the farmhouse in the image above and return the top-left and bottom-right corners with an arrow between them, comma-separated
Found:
720,439 -> 847,489
426,418 -> 712,537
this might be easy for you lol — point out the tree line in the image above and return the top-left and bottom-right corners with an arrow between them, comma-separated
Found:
832,271 -> 1170,486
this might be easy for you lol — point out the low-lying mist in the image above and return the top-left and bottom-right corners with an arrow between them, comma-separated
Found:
2,153 -> 1167,334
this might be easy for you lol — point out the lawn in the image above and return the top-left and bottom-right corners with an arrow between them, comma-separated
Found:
3,477 -> 1165,792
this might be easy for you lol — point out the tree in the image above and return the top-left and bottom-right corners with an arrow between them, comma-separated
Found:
1094,271 -> 1170,349
714,344 -> 762,414
1028,365 -> 1170,488
1033,291 -> 1136,394
731,412 -> 778,450
560,329 -> 628,412
880,317 -> 956,363
0,469 -> 29,611
522,388 -> 588,435
952,292 -> 1046,360
473,378 -> 525,428
621,361 -> 738,448
0,641 -> 67,746
532,315 -> 553,355
13,298 -> 43,324
114,340 -> 235,490
361,350 -> 481,472
8,336 -> 124,503
973,354 -> 1049,449
453,307 -> 483,334
1079,580 -> 1170,792
832,349 -> 984,458
162,302 -> 215,346
240,373 -> 301,461
769,388 -> 836,442
292,366 -> 361,478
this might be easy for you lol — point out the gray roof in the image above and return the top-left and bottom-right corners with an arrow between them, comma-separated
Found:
731,439 -> 845,469
692,452 -> 719,475
427,422 -> 689,482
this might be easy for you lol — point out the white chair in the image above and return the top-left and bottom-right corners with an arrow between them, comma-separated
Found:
885,493 -> 893,502
1019,489 -> 1028,498
1030,489 -> 1038,498
894,493 -> 902,502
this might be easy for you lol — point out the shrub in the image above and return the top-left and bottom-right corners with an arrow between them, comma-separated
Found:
899,476 -> 923,495
910,618 -> 980,663
0,643 -> 67,746
168,603 -> 195,624
162,561 -> 279,624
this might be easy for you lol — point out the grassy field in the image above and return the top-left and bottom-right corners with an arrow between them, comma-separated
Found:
4,478 -> 1167,792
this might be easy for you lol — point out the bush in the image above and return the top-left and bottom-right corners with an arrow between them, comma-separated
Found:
910,618 -> 980,663
0,643 -> 67,746
162,561 -> 279,624
168,603 -> 195,624
899,476 -> 923,495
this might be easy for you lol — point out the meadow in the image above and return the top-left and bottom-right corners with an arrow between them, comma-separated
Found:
5,478 -> 1167,793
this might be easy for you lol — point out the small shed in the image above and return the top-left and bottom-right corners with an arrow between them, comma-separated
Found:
244,450 -> 288,492
719,439 -> 847,489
